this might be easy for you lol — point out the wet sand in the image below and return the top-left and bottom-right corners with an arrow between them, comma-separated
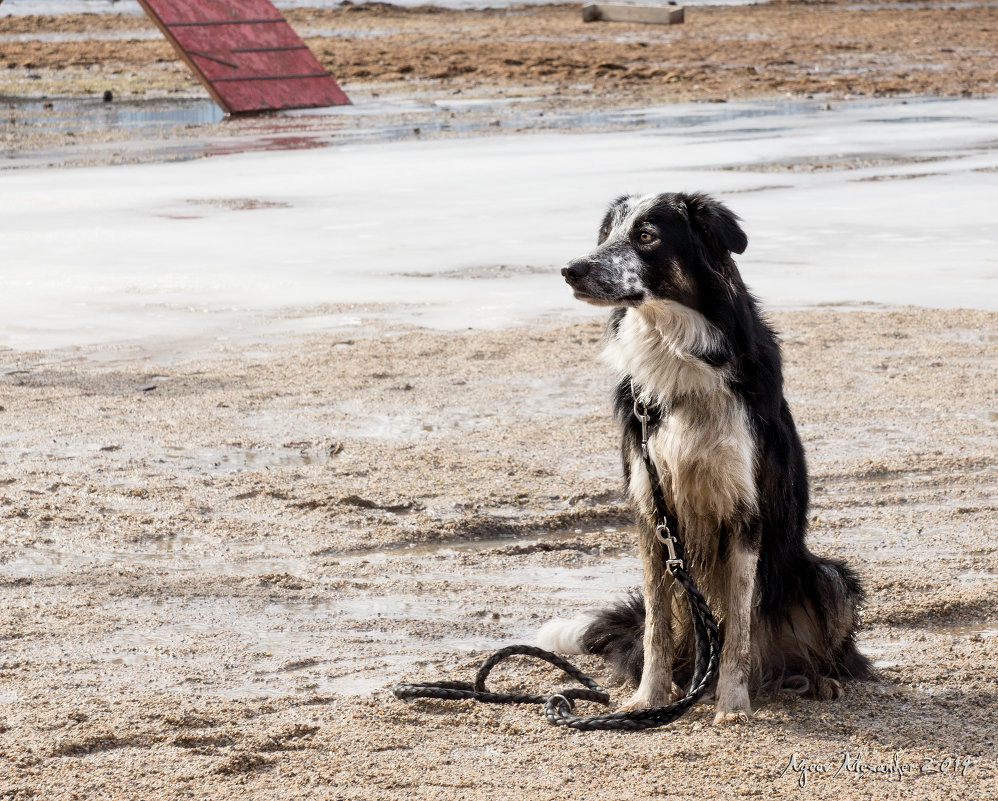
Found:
6,1 -> 997,100
1,306 -> 997,797
3,1 -> 998,165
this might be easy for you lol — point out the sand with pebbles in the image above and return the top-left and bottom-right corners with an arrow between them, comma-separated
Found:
1,306 -> 996,798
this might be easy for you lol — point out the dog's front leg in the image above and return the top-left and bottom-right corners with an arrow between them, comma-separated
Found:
713,537 -> 759,724
619,520 -> 680,711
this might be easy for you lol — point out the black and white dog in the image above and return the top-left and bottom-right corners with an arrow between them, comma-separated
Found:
540,192 -> 871,724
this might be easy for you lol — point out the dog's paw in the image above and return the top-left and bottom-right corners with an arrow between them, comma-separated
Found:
616,682 -> 682,713
616,697 -> 652,714
616,694 -> 664,713
712,708 -> 751,725
814,676 -> 843,701
713,679 -> 752,725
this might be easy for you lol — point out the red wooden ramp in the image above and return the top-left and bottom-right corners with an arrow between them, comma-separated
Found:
137,0 -> 350,114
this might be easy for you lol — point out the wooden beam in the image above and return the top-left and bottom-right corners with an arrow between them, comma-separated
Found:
582,4 -> 685,25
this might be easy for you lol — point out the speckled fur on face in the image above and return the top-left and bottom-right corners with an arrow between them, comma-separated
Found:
561,194 -> 660,306
561,194 -> 702,309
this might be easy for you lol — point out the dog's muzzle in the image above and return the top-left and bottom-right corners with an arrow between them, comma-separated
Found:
561,259 -> 592,284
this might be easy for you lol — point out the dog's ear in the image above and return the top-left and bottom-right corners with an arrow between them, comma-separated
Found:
683,193 -> 748,255
597,209 -> 614,245
598,195 -> 632,245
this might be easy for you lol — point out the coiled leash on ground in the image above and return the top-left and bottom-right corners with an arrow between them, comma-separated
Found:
393,383 -> 721,731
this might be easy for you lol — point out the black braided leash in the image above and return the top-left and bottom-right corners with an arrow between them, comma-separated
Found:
392,382 -> 721,731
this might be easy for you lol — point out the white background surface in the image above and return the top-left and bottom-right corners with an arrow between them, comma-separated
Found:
3,97 -> 997,351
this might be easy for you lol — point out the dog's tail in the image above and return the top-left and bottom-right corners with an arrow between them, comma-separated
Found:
536,615 -> 594,655
814,557 -> 876,682
536,592 -> 645,684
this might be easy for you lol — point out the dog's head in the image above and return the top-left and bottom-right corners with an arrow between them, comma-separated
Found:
561,192 -> 748,310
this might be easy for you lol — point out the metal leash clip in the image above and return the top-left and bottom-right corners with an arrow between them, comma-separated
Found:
655,522 -> 684,575
630,380 -> 651,458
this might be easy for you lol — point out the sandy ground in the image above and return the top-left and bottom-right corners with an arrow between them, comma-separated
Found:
2,1 -> 998,797
1,306 -> 997,798
3,1 -> 998,165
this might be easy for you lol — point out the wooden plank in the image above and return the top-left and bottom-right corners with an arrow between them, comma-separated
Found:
136,0 -> 350,115
582,4 -> 685,25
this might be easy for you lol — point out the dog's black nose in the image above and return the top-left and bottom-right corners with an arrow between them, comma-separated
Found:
561,260 -> 591,281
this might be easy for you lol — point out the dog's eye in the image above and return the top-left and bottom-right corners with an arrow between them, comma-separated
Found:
638,231 -> 656,244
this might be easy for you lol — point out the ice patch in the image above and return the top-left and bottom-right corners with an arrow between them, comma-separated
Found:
2,97 -> 997,352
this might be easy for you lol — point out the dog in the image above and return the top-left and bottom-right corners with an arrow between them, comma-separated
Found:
538,192 -> 872,724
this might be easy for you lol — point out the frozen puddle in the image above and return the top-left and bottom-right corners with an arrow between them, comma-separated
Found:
860,624 -> 997,669
157,442 -> 338,473
7,526 -> 993,697
94,595 -> 521,698
1,97 -> 224,138
0,528 -> 616,580
3,530 -> 640,697
4,96 -> 998,353
1,536 -> 305,580
322,378 -> 585,441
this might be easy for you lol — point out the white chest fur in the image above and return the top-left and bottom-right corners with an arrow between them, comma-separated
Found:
604,303 -> 758,526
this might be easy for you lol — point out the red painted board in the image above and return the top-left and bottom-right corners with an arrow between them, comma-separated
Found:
137,0 -> 350,114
